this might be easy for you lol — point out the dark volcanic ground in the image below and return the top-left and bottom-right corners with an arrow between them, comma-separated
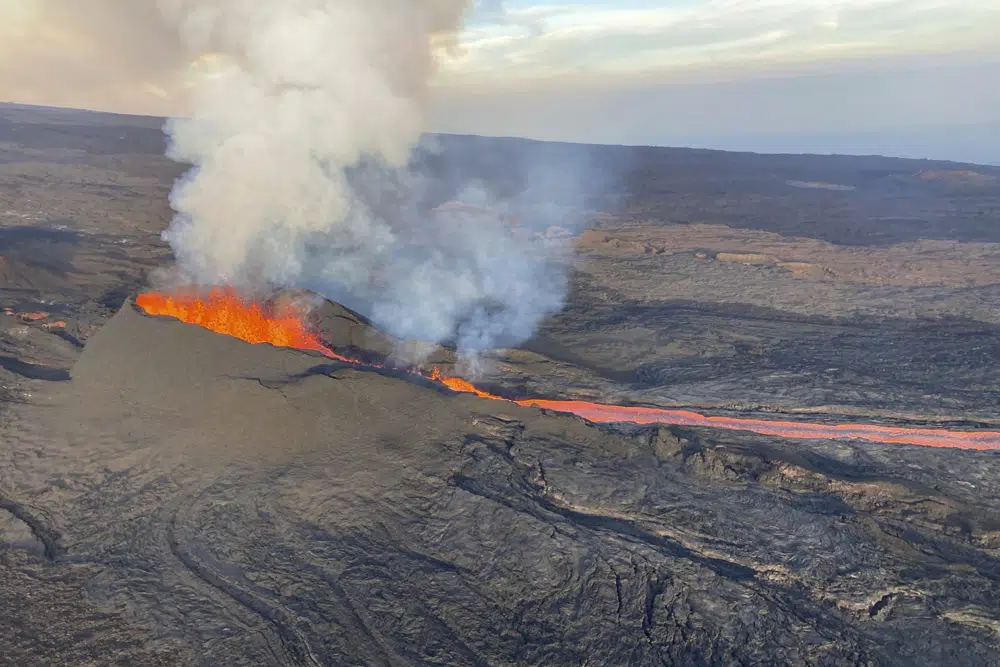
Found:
2,103 -> 1000,666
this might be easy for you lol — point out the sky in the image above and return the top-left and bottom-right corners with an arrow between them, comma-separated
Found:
433,0 -> 1000,164
1,0 -> 998,163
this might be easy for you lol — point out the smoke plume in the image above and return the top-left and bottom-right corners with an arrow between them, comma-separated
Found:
157,0 -> 572,362
2,0 -> 578,362
159,0 -> 466,283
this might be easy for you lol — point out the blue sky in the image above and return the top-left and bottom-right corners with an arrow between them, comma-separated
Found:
427,0 -> 1000,163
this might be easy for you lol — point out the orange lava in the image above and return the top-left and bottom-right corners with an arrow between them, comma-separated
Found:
430,367 -> 503,398
136,290 -> 1000,452
136,288 -> 348,360
509,401 -> 1000,451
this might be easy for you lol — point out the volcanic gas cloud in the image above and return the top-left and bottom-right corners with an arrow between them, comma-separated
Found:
137,290 -> 1000,452
9,2 -> 578,362
150,0 -> 568,361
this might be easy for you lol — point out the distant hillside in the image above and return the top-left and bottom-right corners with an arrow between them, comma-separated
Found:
666,124 -> 1000,168
3,102 -> 998,246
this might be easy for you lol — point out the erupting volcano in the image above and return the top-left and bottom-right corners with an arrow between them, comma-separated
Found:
136,290 -> 1000,451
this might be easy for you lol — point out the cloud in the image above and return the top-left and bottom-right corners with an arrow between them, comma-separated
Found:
439,0 -> 1000,84
2,0 -> 996,116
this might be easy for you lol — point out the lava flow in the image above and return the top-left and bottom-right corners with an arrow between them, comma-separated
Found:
136,290 -> 1000,451
136,287 -> 349,360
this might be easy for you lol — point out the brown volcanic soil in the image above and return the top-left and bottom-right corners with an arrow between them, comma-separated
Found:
2,103 -> 1000,664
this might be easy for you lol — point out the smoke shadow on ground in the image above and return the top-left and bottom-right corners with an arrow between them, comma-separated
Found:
0,355 -> 70,381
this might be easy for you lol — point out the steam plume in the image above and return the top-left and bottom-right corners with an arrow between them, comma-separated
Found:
158,0 -> 569,361
1,0 -> 575,361
160,0 -> 468,285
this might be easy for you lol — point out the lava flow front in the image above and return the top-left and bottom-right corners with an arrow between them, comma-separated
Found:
136,290 -> 1000,451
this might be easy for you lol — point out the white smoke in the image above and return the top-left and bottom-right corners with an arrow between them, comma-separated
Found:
158,0 -> 463,287
154,0 -> 572,363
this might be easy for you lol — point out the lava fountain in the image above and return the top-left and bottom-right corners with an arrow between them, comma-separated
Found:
135,290 -> 1000,451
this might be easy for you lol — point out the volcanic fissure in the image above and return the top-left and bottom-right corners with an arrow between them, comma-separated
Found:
135,290 -> 1000,451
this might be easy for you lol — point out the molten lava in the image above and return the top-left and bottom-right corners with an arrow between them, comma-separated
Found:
430,367 -> 503,399
136,288 -> 348,360
136,290 -> 1000,451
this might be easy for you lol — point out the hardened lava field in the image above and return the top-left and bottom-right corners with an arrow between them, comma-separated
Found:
2,104 -> 1000,665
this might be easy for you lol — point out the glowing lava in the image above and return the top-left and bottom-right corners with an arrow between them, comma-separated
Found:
136,290 -> 1000,451
430,367 -> 502,398
136,288 -> 349,360
507,402 -> 1000,451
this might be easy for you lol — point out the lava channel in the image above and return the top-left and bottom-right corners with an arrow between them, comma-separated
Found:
136,290 -> 1000,451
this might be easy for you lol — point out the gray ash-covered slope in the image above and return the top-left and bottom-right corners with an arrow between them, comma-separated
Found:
3,299 -> 1000,665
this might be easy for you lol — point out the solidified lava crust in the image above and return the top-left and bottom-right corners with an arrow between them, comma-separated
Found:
4,115 -> 1000,665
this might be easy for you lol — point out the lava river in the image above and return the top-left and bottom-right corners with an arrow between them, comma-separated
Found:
135,289 -> 1000,452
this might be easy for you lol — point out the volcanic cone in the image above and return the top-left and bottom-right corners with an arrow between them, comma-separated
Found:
5,296 -> 993,665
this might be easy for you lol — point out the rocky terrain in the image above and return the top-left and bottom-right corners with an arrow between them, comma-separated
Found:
2,103 -> 1000,665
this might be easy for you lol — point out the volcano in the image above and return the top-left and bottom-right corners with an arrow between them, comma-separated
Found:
128,289 -> 1000,451
6,101 -> 1000,666
15,293 -> 988,664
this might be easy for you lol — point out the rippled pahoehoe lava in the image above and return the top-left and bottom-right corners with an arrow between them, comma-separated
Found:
136,290 -> 1000,451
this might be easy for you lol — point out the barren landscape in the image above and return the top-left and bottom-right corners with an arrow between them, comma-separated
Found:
3,103 -> 1000,665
